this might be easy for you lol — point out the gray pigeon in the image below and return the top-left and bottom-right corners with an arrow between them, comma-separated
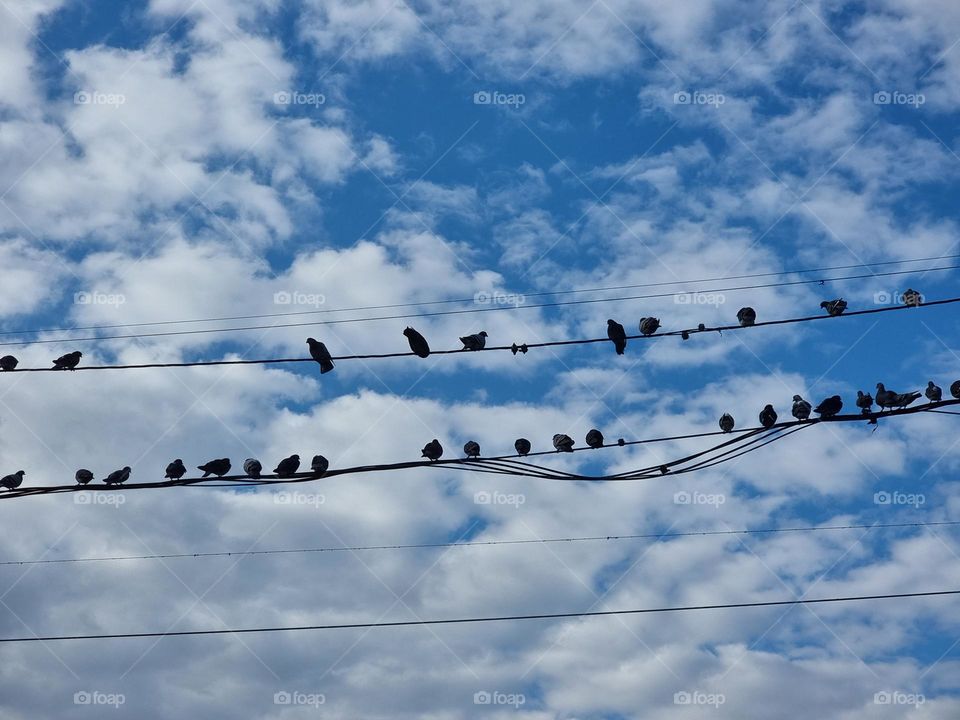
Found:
460,332 -> 488,351
404,327 -> 430,358
759,404 -> 778,428
165,459 -> 186,480
75,469 -> 93,485
820,299 -> 847,316
553,434 -> 575,452
638,317 -> 660,336
607,320 -> 627,355
719,413 -> 735,432
0,355 -> 17,371
198,458 -> 231,478
856,390 -> 874,414
243,458 -> 263,478
585,429 -> 604,448
902,289 -> 922,307
274,454 -> 301,477
463,441 -> 481,458
876,383 -> 921,410
514,438 -> 531,456
52,351 -> 82,370
926,381 -> 942,403
421,440 -> 442,461
0,470 -> 25,489
306,338 -> 334,374
736,307 -> 756,327
311,455 -> 329,476
791,395 -> 812,421
103,467 -> 131,485
814,395 -> 843,418
952,381 -> 960,400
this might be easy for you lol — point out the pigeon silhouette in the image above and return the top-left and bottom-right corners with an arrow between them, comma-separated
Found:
460,332 -> 488,351
876,383 -> 921,410
306,338 -> 335,374
902,289 -> 922,307
759,404 -> 778,428
607,320 -> 627,355
404,327 -> 430,358
0,355 -> 17,371
198,458 -> 231,478
585,429 -> 604,448
856,390 -> 874,414
926,381 -> 942,403
820,299 -> 847,316
553,434 -> 574,452
719,413 -> 735,433
736,307 -> 756,327
165,459 -> 186,480
791,395 -> 812,421
514,438 -> 531,456
814,395 -> 843,418
243,458 -> 263,478
952,381 -> 960,400
638,317 -> 660,336
421,439 -> 443,461
311,455 -> 329,476
52,351 -> 82,370
75,469 -> 93,485
103,467 -> 131,485
0,470 -> 25,489
463,441 -> 481,458
274,454 -> 301,477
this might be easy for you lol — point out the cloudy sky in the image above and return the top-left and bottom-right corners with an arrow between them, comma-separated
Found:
2,0 -> 960,717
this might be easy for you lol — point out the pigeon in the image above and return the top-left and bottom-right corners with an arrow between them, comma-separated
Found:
198,458 -> 231,478
902,288 -> 922,307
164,459 -> 186,480
820,299 -> 847,316
514,438 -> 531,456
52,351 -> 82,370
0,470 -> 25,490
759,404 -> 778,428
791,395 -> 812,421
75,469 -> 93,485
553,434 -> 574,452
306,338 -> 334,374
510,343 -> 528,355
607,320 -> 627,355
952,381 -> 960,400
0,355 -> 17,371
243,458 -> 263,478
856,390 -> 874,414
311,455 -> 329,476
421,440 -> 443,461
585,429 -> 604,448
460,332 -> 488,351
638,317 -> 660,336
926,381 -> 942,403
404,327 -> 430,358
103,467 -> 131,485
814,395 -> 843,418
463,441 -> 481,458
736,307 -> 756,327
719,413 -> 735,433
876,383 -> 921,410
274,454 -> 301,477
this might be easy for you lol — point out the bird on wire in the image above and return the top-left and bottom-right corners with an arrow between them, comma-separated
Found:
902,288 -> 922,307
514,438 -> 531,456
639,317 -> 660,336
737,307 -> 756,327
926,381 -> 943,403
856,390 -> 874,414
585,429 -> 604,448
876,383 -> 921,410
553,434 -> 575,452
820,299 -> 847,316
274,454 -> 301,477
718,413 -> 735,433
607,320 -> 627,354
243,458 -> 263,478
198,458 -> 231,478
814,395 -> 843,418
0,471 -> 25,490
759,404 -> 778,428
421,440 -> 443,461
165,459 -> 186,481
791,395 -> 812,421
103,467 -> 131,485
0,355 -> 17,371
306,338 -> 335,374
460,332 -> 488,351
52,351 -> 82,370
311,455 -> 329,476
404,327 -> 431,358
463,441 -> 481,458
75,469 -> 93,485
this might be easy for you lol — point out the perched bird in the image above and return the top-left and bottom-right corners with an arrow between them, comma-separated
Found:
102,467 -> 131,485
0,470 -> 25,490
165,459 -> 186,480
952,381 -> 960,400
306,338 -> 335,374
791,395 -> 812,421
463,441 -> 481,458
607,320 -> 627,355
514,438 -> 531,456
274,454 -> 301,477
718,413 -> 735,433
510,343 -> 528,355
404,327 -> 430,358
639,317 -> 660,336
553,434 -> 575,452
585,429 -> 604,448
198,458 -> 231,478
460,332 -> 488,351
926,381 -> 943,403
759,404 -> 778,428
311,455 -> 329,476
243,458 -> 263,478
52,351 -> 82,370
814,395 -> 843,418
820,299 -> 847,316
876,383 -> 921,410
737,307 -> 756,327
902,288 -> 922,307
75,469 -> 94,485
421,440 -> 443,461
0,355 -> 18,371
856,390 -> 874,414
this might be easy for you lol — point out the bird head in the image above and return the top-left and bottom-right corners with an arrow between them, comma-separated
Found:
122,466 -> 131,472
403,327 -> 413,336
764,404 -> 774,411
75,351 -> 83,357
928,381 -> 936,387
820,301 -> 829,308
876,383 -> 885,390
290,454 -> 299,460
15,470 -> 24,477
479,331 -> 487,337
792,395 -> 802,401
607,319 -> 616,326
306,337 -> 317,344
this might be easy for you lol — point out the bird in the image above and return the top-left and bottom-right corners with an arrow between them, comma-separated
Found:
514,438 -> 531,456
638,317 -> 660,336
736,307 -> 756,327
856,390 -> 874,414
926,381 -> 942,403
460,332 -> 488,351
791,395 -> 812,421
274,454 -> 301,477
0,470 -> 25,490
75,469 -> 93,485
820,299 -> 847,316
759,404 -> 778,428
553,434 -> 574,452
243,458 -> 262,478
952,381 -> 960,400
814,395 -> 843,418
404,327 -> 430,358
306,338 -> 334,374
102,467 -> 131,485
52,351 -> 82,370
164,459 -> 186,480
198,458 -> 231,478
585,429 -> 604,448
0,355 -> 18,371
421,440 -> 442,461
719,413 -> 735,432
902,288 -> 922,307
463,441 -> 481,458
607,320 -> 627,354
875,383 -> 921,410
311,455 -> 329,476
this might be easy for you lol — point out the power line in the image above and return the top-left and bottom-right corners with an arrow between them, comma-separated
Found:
1,589 -> 955,643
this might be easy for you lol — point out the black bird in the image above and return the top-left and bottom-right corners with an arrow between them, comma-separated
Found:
460,332 -> 488,351
952,381 -> 960,400
103,467 -> 131,485
311,455 -> 329,476
791,395 -> 812,421
553,434 -> 574,452
463,441 -> 481,458
638,317 -> 660,336
719,413 -> 735,433
876,383 -> 921,410
52,351 -> 82,370
607,320 -> 627,354
926,381 -> 942,403
856,390 -> 874,414
759,404 -> 778,428
404,327 -> 430,358
243,458 -> 263,478
814,395 -> 843,418
514,438 -> 531,456
902,288 -> 922,307
274,454 -> 301,477
306,338 -> 334,374
75,469 -> 93,485
820,299 -> 847,316
0,355 -> 17,371
165,459 -> 186,480
585,429 -> 604,448
421,440 -> 443,461
0,470 -> 25,489
198,458 -> 231,478
736,307 -> 756,327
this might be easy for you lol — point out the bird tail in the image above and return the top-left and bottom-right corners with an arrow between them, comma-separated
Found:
320,359 -> 334,374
